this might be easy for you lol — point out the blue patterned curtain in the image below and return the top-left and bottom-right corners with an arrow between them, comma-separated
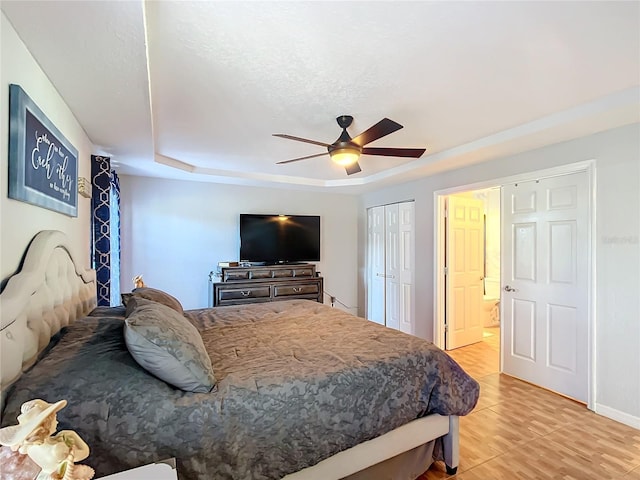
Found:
109,172 -> 121,306
91,155 -> 120,306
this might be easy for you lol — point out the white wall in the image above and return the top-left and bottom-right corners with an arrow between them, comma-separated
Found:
359,123 -> 640,426
0,13 -> 93,281
119,176 -> 359,312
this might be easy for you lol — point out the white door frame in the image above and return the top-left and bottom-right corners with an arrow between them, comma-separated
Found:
433,160 -> 596,410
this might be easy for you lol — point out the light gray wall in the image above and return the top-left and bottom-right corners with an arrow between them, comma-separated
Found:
359,123 -> 640,426
0,13 -> 93,281
119,176 -> 359,312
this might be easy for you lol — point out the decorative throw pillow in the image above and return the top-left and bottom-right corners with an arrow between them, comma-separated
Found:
124,298 -> 216,393
121,292 -> 133,307
130,287 -> 184,314
124,295 -> 152,318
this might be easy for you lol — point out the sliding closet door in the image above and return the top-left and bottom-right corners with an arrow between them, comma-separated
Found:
385,204 -> 400,330
366,202 -> 415,334
397,202 -> 415,335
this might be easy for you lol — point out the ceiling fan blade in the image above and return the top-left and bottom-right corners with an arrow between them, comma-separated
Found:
276,152 -> 328,165
273,134 -> 330,148
351,118 -> 403,147
345,162 -> 362,175
362,147 -> 426,158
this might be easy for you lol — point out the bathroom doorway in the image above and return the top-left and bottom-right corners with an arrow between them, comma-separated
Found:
434,162 -> 594,404
441,187 -> 501,362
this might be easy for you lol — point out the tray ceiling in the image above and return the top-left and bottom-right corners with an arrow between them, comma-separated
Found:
2,1 -> 639,193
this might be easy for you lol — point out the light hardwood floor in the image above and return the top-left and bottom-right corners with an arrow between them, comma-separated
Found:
418,328 -> 640,480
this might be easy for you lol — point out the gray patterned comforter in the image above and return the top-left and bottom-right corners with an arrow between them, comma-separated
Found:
2,300 -> 479,479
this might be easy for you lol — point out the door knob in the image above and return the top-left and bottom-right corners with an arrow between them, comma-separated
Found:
504,285 -> 517,292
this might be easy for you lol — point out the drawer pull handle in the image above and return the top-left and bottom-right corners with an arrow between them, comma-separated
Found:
293,287 -> 302,293
241,290 -> 251,297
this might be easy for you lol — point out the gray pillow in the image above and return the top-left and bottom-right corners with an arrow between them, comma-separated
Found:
129,287 -> 184,314
121,292 -> 132,307
124,298 -> 216,393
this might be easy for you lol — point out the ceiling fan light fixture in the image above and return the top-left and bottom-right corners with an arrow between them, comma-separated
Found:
274,115 -> 425,175
330,148 -> 360,166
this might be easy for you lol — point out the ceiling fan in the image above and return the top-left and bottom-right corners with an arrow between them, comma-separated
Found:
273,115 -> 426,175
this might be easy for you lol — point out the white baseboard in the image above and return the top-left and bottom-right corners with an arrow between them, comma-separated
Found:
595,403 -> 640,430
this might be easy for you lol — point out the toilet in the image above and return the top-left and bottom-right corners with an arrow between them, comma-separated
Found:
483,297 -> 500,327
483,278 -> 500,327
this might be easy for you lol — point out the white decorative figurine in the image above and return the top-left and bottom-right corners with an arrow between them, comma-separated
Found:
0,399 -> 94,480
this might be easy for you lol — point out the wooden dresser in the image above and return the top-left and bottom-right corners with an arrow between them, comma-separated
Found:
210,264 -> 323,307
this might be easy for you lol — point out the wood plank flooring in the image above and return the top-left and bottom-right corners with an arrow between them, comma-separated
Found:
418,328 -> 640,480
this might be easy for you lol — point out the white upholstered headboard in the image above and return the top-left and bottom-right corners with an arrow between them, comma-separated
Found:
0,230 -> 97,408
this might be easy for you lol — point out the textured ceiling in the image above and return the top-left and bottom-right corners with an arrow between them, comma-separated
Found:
2,1 -> 639,193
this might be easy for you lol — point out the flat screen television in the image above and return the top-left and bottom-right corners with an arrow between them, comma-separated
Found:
240,214 -> 320,264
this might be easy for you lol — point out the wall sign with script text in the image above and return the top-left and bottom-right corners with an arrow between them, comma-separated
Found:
8,84 -> 78,217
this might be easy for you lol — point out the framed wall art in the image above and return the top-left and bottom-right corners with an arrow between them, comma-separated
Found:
8,84 -> 78,217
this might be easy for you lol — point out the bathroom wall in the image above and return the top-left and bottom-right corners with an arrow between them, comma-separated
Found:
469,188 -> 501,327
470,188 -> 501,299
483,188 -> 501,299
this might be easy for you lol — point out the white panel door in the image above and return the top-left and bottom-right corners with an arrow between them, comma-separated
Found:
502,172 -> 589,402
366,202 -> 415,333
446,195 -> 485,349
385,204 -> 400,330
397,202 -> 415,335
367,206 -> 385,325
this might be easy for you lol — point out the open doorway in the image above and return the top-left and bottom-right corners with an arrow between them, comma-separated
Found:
440,188 -> 500,372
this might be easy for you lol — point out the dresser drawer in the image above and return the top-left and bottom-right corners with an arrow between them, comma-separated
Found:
249,269 -> 272,280
272,269 -> 294,278
273,282 -> 320,298
223,270 -> 250,281
218,286 -> 271,301
292,267 -> 314,277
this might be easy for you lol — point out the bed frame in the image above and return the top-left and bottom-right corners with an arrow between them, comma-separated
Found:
0,230 -> 459,478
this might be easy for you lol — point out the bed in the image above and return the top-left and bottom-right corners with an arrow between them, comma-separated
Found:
0,230 -> 479,479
